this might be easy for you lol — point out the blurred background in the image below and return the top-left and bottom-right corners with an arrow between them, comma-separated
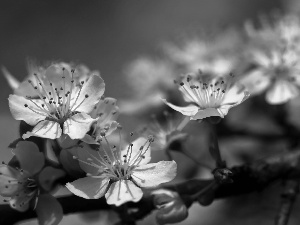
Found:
0,0 -> 297,224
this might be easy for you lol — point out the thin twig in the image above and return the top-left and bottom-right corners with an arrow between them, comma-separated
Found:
275,180 -> 300,225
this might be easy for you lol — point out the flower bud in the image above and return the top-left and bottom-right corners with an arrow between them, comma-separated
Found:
152,189 -> 188,225
212,168 -> 233,184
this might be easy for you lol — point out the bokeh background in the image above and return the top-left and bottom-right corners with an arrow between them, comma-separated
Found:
0,0 -> 297,224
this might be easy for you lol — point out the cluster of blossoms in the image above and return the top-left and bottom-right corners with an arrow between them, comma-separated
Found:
3,13 -> 300,225
1,62 -> 177,225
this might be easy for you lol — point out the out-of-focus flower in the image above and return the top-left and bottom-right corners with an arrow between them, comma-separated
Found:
3,61 -> 99,97
164,29 -> 245,76
66,136 -> 177,206
9,64 -> 105,139
140,112 -> 189,152
163,73 -> 249,120
0,141 -> 64,225
152,189 -> 188,225
119,57 -> 176,114
83,97 -> 120,144
241,15 -> 300,104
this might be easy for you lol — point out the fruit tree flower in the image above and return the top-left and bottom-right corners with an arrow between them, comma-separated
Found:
241,15 -> 300,104
8,64 -> 105,139
140,112 -> 189,152
241,48 -> 300,104
164,29 -> 244,76
66,135 -> 177,206
162,73 -> 250,120
0,141 -> 65,225
82,97 -> 120,144
119,57 -> 176,115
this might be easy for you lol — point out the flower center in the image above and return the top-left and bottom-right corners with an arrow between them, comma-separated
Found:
178,74 -> 232,109
1,165 -> 38,209
23,67 -> 90,125
73,134 -> 154,182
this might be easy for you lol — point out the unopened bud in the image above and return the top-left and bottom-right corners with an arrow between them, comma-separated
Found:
212,168 -> 233,184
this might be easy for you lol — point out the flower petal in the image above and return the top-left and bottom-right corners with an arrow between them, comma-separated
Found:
66,177 -> 109,199
105,180 -> 143,206
44,64 -> 72,91
36,194 -> 63,225
75,143 -> 103,175
121,137 -> 151,166
240,70 -> 270,95
13,141 -> 45,175
59,149 -> 85,178
162,99 -> 198,117
9,194 -> 31,212
71,75 -> 105,113
8,95 -> 46,126
22,120 -> 62,139
132,161 -> 177,188
222,84 -> 250,106
39,167 -> 66,192
191,108 -> 223,120
0,165 -> 23,197
2,66 -> 20,90
81,134 -> 100,145
266,79 -> 299,104
63,112 -> 97,139
90,97 -> 119,120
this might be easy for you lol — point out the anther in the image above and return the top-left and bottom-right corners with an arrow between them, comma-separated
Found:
130,132 -> 134,136
179,82 -> 184,86
85,94 -> 89,98
24,104 -> 28,107
187,75 -> 192,82
148,135 -> 155,142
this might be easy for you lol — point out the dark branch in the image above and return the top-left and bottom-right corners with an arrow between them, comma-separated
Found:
1,150 -> 300,225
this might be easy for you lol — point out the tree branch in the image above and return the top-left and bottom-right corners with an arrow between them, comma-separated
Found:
1,150 -> 300,224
